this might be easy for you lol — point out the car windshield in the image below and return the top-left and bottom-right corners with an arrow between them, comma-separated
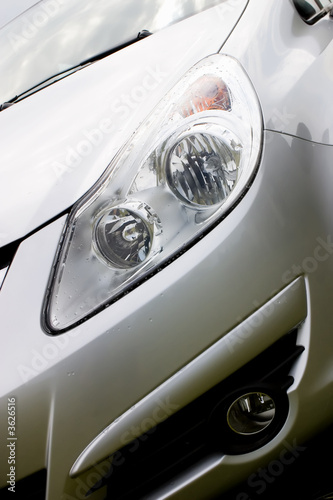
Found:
0,0 -> 223,105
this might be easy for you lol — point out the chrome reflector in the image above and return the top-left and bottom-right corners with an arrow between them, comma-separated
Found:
293,0 -> 333,24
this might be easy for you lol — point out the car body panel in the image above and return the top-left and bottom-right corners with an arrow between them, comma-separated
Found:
0,0 -> 225,104
224,0 -> 333,144
2,130 -> 333,499
71,276 -> 307,477
0,0 -> 39,28
0,1 -> 248,247
1,1 -> 333,499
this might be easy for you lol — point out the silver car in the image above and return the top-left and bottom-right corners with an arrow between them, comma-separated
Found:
1,0 -> 333,498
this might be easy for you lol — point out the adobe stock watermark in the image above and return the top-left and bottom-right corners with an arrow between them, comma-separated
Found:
269,106 -> 296,132
50,63 -> 168,182
16,329 -> 80,383
118,396 -> 180,451
7,0 -> 65,52
225,296 -> 278,354
225,234 -> 333,353
64,397 -> 180,500
216,0 -> 246,18
110,65 -> 168,120
235,439 -> 306,499
281,235 -> 333,284
265,106 -> 296,144
50,118 -> 114,180
7,397 -> 17,494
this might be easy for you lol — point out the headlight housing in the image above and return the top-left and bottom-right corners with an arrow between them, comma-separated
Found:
44,54 -> 263,333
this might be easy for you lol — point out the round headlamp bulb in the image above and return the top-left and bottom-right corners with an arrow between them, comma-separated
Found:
94,202 -> 159,269
166,130 -> 241,208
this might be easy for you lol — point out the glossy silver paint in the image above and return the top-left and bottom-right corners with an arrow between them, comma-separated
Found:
71,278 -> 306,477
0,0 -> 223,104
0,2 -> 247,247
1,0 -> 333,499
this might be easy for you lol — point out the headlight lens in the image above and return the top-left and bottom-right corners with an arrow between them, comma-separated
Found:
93,201 -> 162,269
44,54 -> 263,332
166,128 -> 239,207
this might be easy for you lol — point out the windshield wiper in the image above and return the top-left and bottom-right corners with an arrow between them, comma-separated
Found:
0,30 -> 152,112
0,66 -> 85,111
0,99 -> 16,111
80,29 -> 152,66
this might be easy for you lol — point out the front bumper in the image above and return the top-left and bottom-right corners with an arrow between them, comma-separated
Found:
1,130 -> 333,499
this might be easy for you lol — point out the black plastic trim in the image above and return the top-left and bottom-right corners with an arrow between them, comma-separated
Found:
0,469 -> 47,499
0,240 -> 20,270
82,330 -> 304,499
0,208 -> 71,272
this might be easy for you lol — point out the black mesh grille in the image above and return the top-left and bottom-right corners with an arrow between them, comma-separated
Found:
0,469 -> 47,500
86,330 -> 304,499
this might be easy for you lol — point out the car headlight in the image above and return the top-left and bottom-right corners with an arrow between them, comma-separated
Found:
44,54 -> 263,333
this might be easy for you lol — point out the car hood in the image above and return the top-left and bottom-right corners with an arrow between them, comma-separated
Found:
0,1 -> 248,247
0,0 -> 226,105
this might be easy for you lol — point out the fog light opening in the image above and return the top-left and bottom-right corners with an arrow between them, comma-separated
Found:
208,384 -> 290,455
227,392 -> 276,436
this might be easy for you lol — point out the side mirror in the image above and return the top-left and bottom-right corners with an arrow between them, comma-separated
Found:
293,0 -> 333,24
